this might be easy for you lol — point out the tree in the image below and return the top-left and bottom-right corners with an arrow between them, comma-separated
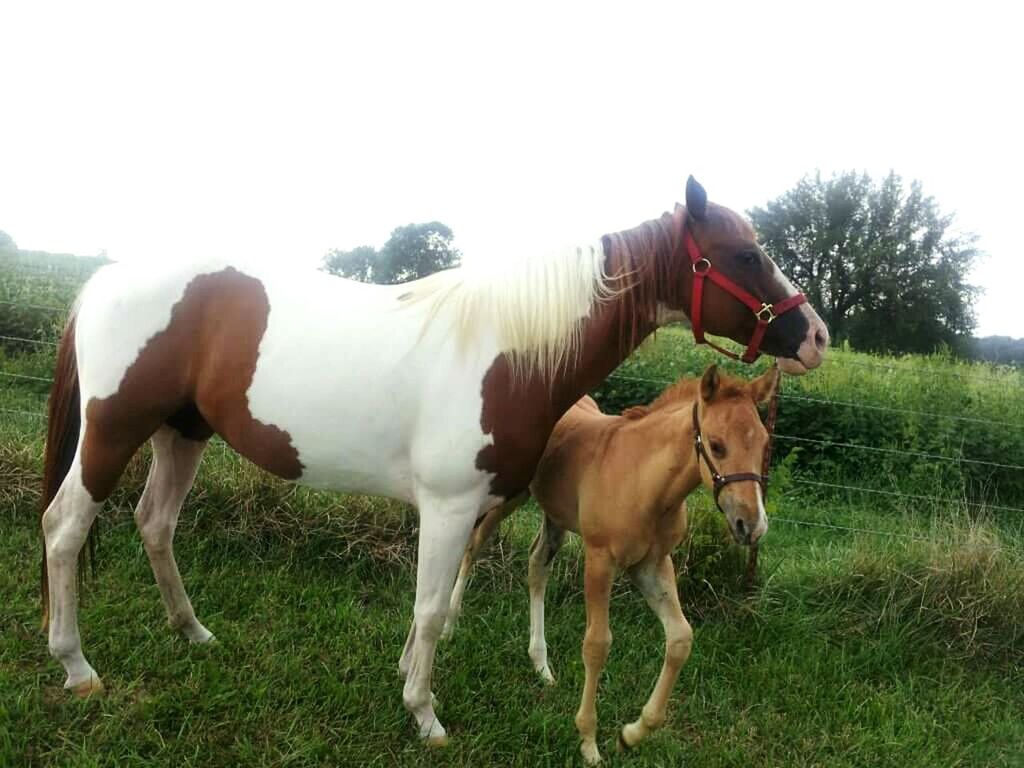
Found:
322,245 -> 378,283
748,171 -> 980,355
322,222 -> 461,284
0,230 -> 16,251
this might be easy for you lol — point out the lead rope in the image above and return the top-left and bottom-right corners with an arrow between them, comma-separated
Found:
745,369 -> 781,589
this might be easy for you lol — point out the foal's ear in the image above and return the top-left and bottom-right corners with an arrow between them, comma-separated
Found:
700,364 -> 720,402
686,175 -> 708,222
750,364 -> 780,406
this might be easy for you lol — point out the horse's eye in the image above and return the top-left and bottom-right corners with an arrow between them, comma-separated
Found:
709,440 -> 727,458
740,251 -> 760,267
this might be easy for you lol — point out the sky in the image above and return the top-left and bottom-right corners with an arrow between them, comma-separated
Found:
1,1 -> 1020,336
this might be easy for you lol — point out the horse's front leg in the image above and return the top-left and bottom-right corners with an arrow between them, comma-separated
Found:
401,489 -> 480,746
619,555 -> 693,751
575,547 -> 613,766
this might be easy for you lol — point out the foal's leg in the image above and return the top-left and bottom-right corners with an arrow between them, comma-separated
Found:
527,515 -> 564,684
619,555 -> 693,751
575,547 -> 613,766
442,492 -> 527,641
133,427 -> 213,643
401,491 -> 480,746
42,456 -> 104,697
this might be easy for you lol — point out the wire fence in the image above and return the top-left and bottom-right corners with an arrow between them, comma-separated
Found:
607,372 -> 1024,431
4,294 -> 1024,540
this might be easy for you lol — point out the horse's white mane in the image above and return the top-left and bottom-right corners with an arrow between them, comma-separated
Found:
403,242 -> 619,382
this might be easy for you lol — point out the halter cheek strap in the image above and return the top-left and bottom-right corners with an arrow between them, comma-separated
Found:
692,402 -> 767,513
685,228 -> 807,364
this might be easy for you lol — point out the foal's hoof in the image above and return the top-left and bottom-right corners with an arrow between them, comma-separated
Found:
70,676 -> 104,699
580,741 -> 603,765
617,729 -> 632,753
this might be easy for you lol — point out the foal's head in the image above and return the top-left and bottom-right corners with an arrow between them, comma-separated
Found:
693,364 -> 779,545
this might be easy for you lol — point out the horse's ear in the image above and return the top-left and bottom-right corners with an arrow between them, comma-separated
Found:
622,405 -> 649,419
750,364 -> 780,406
700,364 -> 720,402
686,175 -> 708,222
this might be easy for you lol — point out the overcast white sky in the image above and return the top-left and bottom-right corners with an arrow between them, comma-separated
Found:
1,1 -> 1020,336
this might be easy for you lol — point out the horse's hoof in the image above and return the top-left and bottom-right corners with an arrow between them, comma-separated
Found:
70,676 -> 104,698
425,733 -> 449,748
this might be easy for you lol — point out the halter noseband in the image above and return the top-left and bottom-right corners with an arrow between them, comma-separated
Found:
684,225 -> 807,364
692,401 -> 767,513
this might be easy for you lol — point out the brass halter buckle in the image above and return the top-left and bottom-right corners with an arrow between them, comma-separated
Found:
755,303 -> 777,324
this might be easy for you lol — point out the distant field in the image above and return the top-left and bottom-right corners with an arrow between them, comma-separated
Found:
2,253 -> 1023,767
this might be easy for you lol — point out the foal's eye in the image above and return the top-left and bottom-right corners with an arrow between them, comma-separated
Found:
709,440 -> 727,458
739,251 -> 760,267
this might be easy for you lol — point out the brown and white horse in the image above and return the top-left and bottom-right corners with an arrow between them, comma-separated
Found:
444,365 -> 778,764
38,177 -> 827,745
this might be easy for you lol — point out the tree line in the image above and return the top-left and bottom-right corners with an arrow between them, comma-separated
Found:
0,170 -> 997,358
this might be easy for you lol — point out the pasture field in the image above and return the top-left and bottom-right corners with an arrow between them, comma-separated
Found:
2,255 -> 1024,766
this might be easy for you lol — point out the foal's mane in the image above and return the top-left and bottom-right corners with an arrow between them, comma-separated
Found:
621,373 -> 749,420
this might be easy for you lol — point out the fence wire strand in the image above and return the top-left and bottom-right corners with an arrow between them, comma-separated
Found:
0,370 -> 53,383
792,478 -> 1024,514
829,356 -> 1022,385
774,433 -> 1024,471
0,298 -> 68,313
0,334 -> 57,347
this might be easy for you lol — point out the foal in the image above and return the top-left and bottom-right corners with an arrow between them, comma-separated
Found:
446,364 -> 778,764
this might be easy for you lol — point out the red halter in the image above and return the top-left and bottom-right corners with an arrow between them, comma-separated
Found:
685,227 -> 807,364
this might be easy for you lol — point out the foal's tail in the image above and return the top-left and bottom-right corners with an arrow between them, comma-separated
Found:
40,313 -> 84,632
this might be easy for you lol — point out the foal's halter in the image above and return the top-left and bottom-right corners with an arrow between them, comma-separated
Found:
692,401 -> 768,513
684,226 -> 808,364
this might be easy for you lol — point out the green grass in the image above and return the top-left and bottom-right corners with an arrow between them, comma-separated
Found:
3,256 -> 1024,765
2,409 -> 1024,767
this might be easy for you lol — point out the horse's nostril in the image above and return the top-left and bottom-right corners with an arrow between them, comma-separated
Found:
814,328 -> 828,351
735,519 -> 746,536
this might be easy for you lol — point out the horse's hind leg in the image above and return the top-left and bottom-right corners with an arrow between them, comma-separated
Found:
134,427 -> 212,644
619,555 -> 693,752
42,456 -> 104,697
527,515 -> 564,684
441,491 -> 528,641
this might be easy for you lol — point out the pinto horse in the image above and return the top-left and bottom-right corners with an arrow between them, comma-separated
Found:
444,365 -> 778,764
38,177 -> 827,745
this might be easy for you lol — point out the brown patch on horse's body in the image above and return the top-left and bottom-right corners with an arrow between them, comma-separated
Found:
475,250 -> 665,498
80,268 -> 303,501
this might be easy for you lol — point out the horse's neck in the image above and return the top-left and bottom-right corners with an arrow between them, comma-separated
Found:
608,404 -> 703,517
548,223 -> 679,413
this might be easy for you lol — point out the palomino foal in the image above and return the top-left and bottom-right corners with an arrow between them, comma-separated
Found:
447,365 -> 779,764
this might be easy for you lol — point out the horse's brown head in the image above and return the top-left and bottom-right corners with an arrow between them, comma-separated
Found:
693,364 -> 779,545
676,177 -> 829,375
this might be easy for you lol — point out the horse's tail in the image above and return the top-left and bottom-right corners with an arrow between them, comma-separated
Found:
41,313 -> 83,632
